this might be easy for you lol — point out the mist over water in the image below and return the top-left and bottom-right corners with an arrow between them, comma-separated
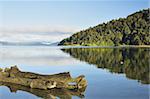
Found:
0,32 -> 72,45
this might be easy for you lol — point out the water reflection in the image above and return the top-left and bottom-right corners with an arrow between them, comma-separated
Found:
62,48 -> 149,84
0,82 -> 85,99
0,46 -> 77,67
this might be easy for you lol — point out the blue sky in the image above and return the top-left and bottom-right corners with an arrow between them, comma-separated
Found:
0,0 -> 149,43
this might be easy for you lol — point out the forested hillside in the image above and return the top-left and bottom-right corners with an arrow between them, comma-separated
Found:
58,9 -> 149,46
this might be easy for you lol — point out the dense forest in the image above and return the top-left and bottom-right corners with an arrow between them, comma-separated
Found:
58,9 -> 149,46
62,48 -> 149,84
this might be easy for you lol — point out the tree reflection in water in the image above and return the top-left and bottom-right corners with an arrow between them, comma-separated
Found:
62,47 -> 149,84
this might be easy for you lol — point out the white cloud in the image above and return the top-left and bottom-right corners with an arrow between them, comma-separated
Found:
0,25 -> 78,43
0,25 -> 79,33
0,32 -> 72,43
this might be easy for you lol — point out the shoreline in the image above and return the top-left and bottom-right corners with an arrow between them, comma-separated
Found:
0,45 -> 150,48
58,45 -> 150,48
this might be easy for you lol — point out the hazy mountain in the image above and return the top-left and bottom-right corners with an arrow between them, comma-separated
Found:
0,41 -> 59,46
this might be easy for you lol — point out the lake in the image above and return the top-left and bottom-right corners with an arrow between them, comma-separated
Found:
0,46 -> 149,99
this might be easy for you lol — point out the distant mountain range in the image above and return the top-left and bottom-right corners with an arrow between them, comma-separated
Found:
0,41 -> 59,46
58,9 -> 149,46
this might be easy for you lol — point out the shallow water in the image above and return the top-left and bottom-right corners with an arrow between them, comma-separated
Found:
0,46 -> 149,99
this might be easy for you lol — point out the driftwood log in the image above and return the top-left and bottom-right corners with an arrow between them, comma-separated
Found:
0,66 -> 87,91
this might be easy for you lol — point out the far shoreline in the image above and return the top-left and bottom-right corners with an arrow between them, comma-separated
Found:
0,44 -> 150,49
57,45 -> 150,48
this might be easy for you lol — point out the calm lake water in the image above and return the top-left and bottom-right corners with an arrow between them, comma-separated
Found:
0,46 -> 149,99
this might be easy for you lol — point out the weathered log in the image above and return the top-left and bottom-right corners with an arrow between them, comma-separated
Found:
5,66 -> 72,81
0,66 -> 87,91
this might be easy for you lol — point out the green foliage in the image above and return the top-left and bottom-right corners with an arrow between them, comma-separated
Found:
58,9 -> 150,46
62,48 -> 149,84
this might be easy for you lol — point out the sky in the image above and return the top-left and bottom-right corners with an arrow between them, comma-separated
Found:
0,0 -> 149,43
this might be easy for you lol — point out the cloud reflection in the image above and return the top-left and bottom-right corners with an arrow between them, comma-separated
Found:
0,46 -> 78,66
